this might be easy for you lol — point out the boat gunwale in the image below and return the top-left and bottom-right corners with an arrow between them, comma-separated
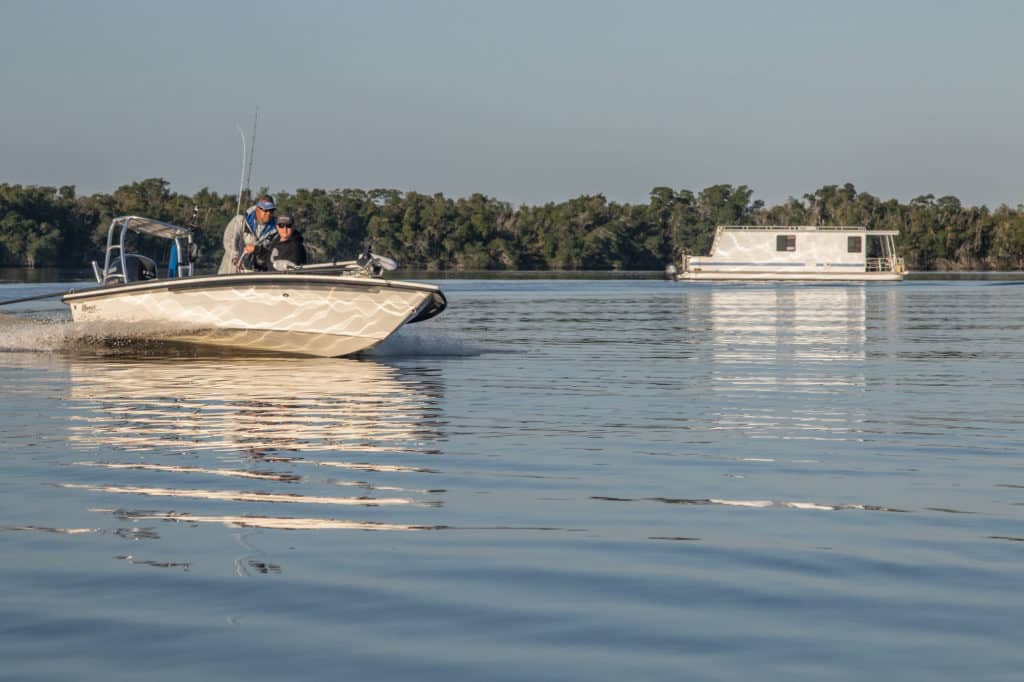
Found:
61,272 -> 441,303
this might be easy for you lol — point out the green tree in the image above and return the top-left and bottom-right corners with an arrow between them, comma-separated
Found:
0,178 -> 1020,271
991,206 -> 1024,270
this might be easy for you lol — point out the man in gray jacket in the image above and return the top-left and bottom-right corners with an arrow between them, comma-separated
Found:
218,194 -> 278,273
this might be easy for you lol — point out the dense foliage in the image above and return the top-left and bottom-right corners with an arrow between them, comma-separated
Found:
2,179 -> 1023,270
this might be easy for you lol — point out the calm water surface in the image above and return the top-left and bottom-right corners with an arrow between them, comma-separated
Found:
1,278 -> 1022,681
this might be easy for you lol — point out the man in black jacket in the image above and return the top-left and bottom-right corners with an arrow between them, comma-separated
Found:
266,215 -> 307,270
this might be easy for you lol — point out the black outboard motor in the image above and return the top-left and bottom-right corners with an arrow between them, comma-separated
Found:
114,254 -> 158,282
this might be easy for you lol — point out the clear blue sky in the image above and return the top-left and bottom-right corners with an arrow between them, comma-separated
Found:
2,0 -> 1021,208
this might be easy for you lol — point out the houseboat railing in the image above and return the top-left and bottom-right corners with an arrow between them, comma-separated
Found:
867,257 -> 905,273
719,225 -> 879,231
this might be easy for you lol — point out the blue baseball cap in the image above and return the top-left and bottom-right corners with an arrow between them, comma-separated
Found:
255,195 -> 276,211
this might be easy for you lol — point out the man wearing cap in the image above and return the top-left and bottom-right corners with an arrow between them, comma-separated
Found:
218,194 -> 279,273
267,215 -> 307,270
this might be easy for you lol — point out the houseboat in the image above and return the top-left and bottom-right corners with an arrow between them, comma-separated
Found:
675,225 -> 905,281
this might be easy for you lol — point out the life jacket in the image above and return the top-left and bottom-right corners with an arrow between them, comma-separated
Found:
244,210 -> 277,244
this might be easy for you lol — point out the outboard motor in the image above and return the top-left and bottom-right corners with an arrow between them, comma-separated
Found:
111,254 -> 158,282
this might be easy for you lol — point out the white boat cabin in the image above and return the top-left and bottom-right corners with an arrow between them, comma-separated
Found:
677,225 -> 905,281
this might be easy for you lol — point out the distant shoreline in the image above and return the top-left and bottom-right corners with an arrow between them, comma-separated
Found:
2,267 -> 1023,286
2,180 -> 1023,271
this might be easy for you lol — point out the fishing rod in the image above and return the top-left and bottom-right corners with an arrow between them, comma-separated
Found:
235,125 -> 247,216
0,288 -> 98,307
234,108 -> 259,215
244,108 -> 259,206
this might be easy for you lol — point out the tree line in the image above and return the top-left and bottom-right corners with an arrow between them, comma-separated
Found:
2,179 -> 1023,271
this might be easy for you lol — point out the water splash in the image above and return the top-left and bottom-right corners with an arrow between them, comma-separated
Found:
0,315 -> 219,356
0,314 -> 85,353
365,327 -> 484,357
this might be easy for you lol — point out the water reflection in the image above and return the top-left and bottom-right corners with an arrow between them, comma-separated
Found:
60,357 -> 449,540
593,495 -> 908,512
708,285 -> 867,366
696,286 -> 870,444
66,357 -> 446,454
1,524 -> 161,540
98,509 -> 446,532
114,555 -> 191,571
60,482 -> 430,507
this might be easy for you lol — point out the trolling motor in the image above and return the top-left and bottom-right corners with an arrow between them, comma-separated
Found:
356,245 -> 378,275
356,244 -> 398,277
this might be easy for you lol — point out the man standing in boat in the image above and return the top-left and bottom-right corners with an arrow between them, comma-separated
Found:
218,194 -> 278,273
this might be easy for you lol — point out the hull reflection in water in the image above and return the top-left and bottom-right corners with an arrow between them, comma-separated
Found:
62,356 -> 447,535
709,285 -> 867,365
66,357 -> 445,454
703,285 -> 869,442
96,509 -> 445,532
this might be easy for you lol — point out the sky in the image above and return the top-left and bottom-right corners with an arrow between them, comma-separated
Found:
1,0 -> 1022,208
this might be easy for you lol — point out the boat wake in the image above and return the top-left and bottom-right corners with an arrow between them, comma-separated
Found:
0,315 -> 243,357
0,314 -> 90,353
365,327 -> 484,357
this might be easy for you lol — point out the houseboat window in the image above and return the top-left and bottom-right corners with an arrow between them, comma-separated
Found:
776,235 -> 796,251
848,236 -> 862,253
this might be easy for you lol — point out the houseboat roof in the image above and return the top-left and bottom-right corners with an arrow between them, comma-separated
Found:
719,225 -> 899,235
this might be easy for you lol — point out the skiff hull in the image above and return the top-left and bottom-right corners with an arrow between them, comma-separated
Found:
62,273 -> 446,357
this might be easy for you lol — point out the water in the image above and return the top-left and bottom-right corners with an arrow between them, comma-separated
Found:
1,278 -> 1022,681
